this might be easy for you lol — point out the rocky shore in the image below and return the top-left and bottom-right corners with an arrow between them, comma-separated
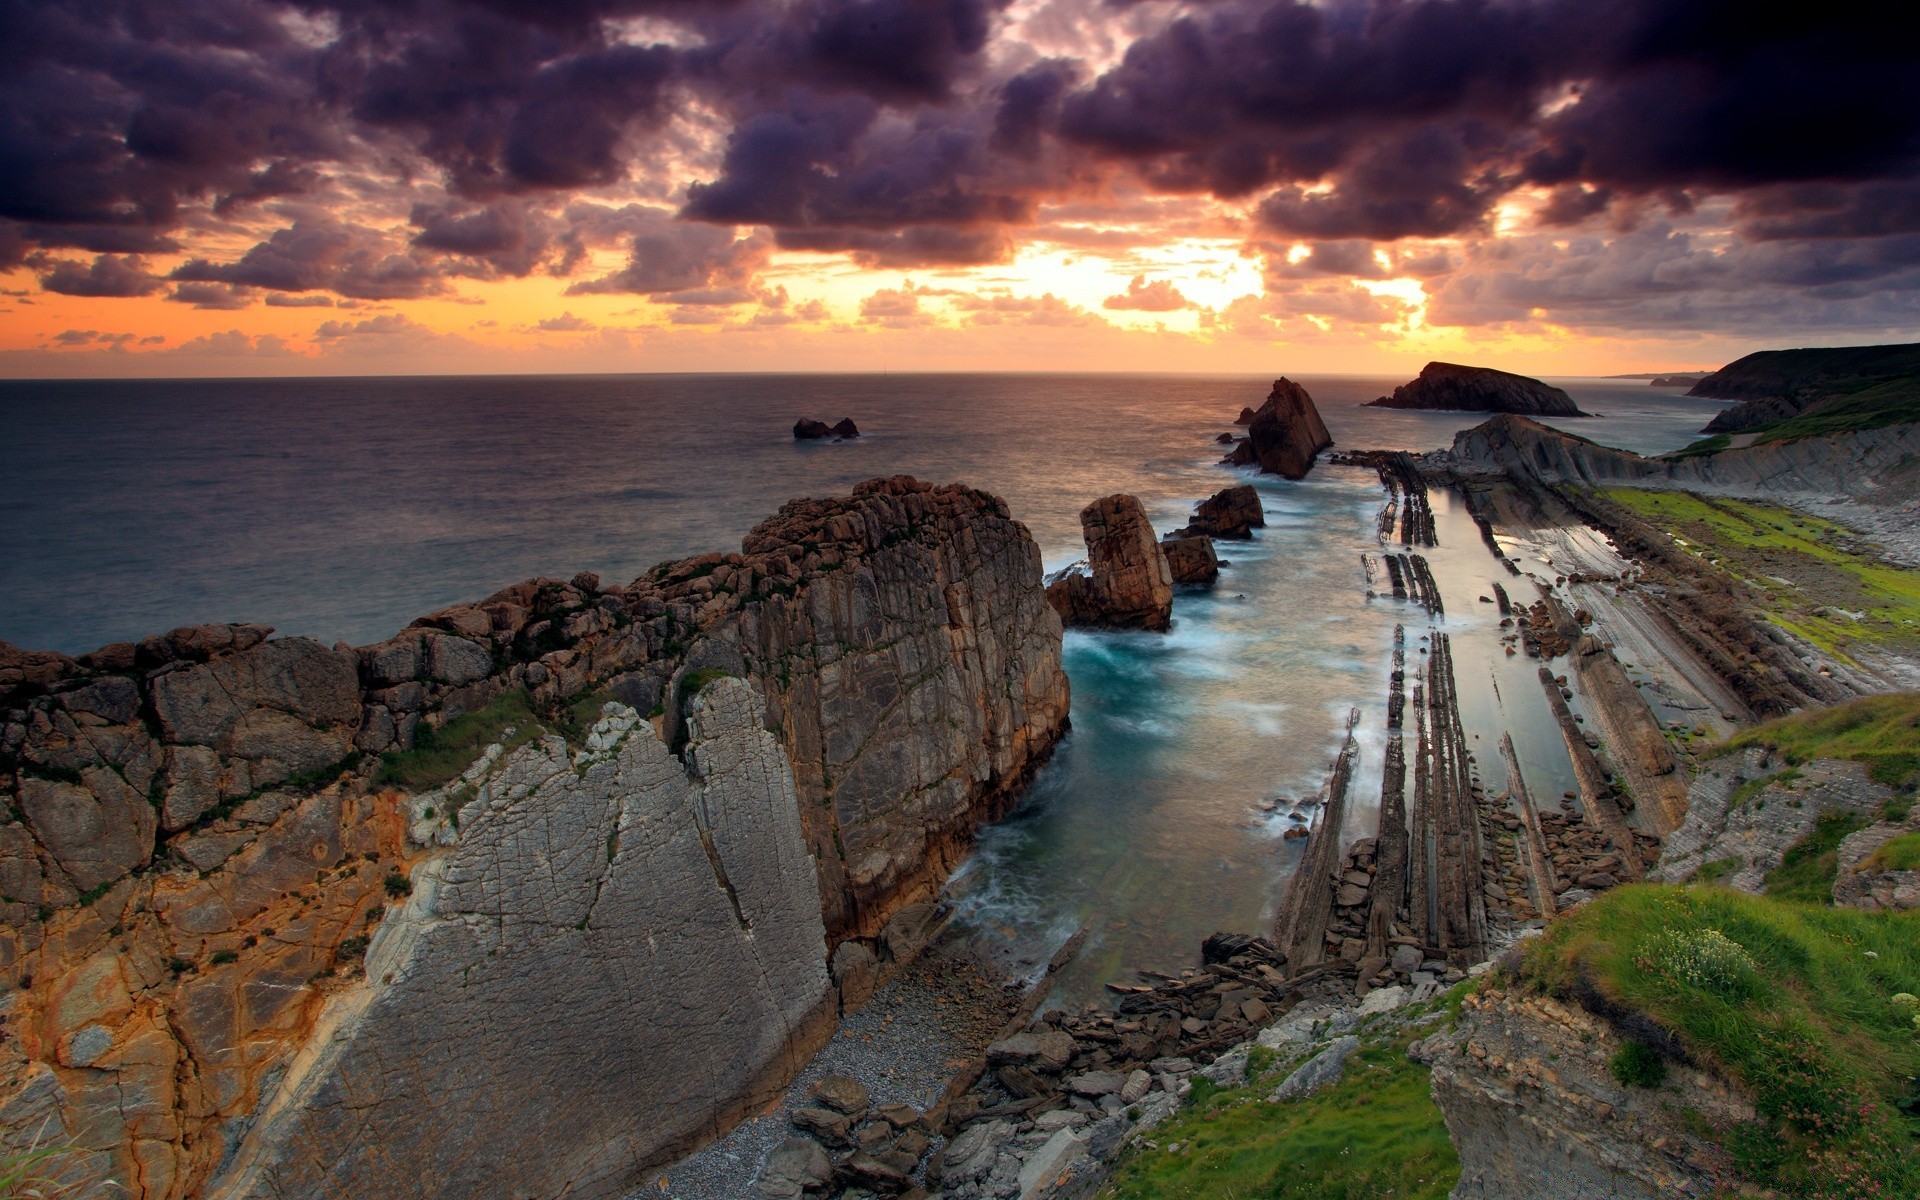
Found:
0,476 -> 1069,1200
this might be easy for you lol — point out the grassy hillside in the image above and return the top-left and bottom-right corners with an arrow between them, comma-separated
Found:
1757,375 -> 1920,443
1519,885 -> 1920,1198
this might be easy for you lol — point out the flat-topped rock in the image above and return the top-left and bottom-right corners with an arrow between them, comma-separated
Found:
1368,362 -> 1586,417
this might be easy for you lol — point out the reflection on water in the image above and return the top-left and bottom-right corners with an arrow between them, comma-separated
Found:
0,370 -> 1728,999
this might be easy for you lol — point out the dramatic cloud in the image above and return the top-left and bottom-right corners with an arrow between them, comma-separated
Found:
5,0 -> 1919,345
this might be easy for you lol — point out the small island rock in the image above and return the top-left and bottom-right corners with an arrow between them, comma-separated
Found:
1366,362 -> 1587,417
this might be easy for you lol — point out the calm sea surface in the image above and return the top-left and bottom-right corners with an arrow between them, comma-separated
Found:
0,372 -> 1729,991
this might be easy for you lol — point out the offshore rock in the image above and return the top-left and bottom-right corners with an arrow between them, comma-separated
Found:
1161,536 -> 1219,587
1223,379 -> 1333,480
1367,362 -> 1586,417
1177,484 -> 1264,540
1427,986 -> 1747,1199
794,417 -> 861,439
0,476 -> 1068,1199
1045,495 -> 1174,630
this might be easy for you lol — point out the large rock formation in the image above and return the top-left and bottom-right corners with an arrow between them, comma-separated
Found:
1223,379 -> 1333,480
1367,362 -> 1586,417
1045,495 -> 1174,631
0,476 -> 1068,1200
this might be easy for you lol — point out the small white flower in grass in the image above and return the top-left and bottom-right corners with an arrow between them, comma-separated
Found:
1865,950 -> 1879,959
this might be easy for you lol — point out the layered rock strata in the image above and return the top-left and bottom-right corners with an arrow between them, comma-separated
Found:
1223,379 -> 1333,480
1044,495 -> 1174,631
1425,986 -> 1749,1199
1368,362 -> 1586,417
0,476 -> 1069,1199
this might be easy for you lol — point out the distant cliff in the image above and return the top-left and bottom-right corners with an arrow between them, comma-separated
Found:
1223,378 -> 1333,479
1367,362 -> 1586,417
1691,341 -> 1920,435
0,476 -> 1069,1199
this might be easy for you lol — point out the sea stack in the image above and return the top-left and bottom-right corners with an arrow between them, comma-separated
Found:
1367,362 -> 1586,417
794,417 -> 861,439
1223,379 -> 1334,480
1161,535 -> 1220,587
1046,494 -> 1175,630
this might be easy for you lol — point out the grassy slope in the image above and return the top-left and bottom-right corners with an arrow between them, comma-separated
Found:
1520,884 -> 1920,1198
1105,1027 -> 1459,1200
1604,489 -> 1920,660
1724,692 -> 1920,793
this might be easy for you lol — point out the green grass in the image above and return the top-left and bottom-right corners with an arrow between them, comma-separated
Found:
1764,809 -> 1871,904
1602,490 -> 1920,660
1518,884 -> 1920,1198
376,689 -> 539,790
1104,1031 -> 1458,1200
1724,694 -> 1920,794
1865,831 -> 1920,873
1694,856 -> 1742,885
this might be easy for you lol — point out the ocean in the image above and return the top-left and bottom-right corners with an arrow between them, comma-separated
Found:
0,371 -> 1730,993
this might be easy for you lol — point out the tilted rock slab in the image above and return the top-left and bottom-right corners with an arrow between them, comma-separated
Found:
211,681 -> 833,1200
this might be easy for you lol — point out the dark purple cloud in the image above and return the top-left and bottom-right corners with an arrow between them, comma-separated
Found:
37,253 -> 165,296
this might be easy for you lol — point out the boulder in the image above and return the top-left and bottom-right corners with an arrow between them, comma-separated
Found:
1045,495 -> 1174,631
987,1028 -> 1077,1073
1066,1070 -> 1126,1096
1222,379 -> 1333,480
1161,536 -> 1219,587
811,1074 -> 871,1116
830,418 -> 861,439
1367,362 -> 1586,417
793,1106 -> 854,1145
1272,1036 -> 1359,1101
758,1138 -> 834,1199
1016,1129 -> 1086,1199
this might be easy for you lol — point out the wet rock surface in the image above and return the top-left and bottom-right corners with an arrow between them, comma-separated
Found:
1172,484 -> 1264,541
1159,537 -> 1219,588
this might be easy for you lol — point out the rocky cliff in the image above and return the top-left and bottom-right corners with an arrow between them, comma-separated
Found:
1368,362 -> 1586,417
0,476 -> 1069,1199
1690,341 -> 1920,433
1223,379 -> 1333,480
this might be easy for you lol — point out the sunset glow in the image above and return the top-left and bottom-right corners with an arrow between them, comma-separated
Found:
4,1 -> 1915,377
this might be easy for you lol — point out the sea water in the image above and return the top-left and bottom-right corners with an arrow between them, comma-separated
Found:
0,372 -> 1729,993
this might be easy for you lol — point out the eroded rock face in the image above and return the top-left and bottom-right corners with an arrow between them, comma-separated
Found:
1834,813 -> 1920,910
1045,495 -> 1173,630
0,476 -> 1067,1200
1161,536 -> 1219,587
1223,379 -> 1333,480
211,683 -> 833,1200
1425,986 -> 1749,1200
1368,362 -> 1586,417
1650,753 -> 1893,892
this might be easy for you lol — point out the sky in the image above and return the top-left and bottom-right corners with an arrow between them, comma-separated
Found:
2,0 -> 1917,377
